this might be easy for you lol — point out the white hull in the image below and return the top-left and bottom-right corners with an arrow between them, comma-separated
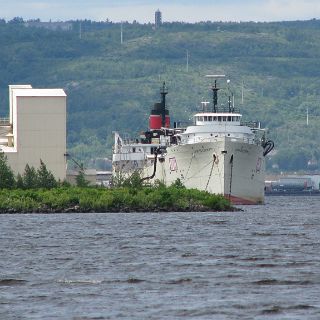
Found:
112,79 -> 272,205
114,137 -> 265,204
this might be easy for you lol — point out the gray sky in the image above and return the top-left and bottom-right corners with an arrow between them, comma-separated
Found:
1,0 -> 320,22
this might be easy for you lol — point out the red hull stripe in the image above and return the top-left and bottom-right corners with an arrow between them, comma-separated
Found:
225,194 -> 260,205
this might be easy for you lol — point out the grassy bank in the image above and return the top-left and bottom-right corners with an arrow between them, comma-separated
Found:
0,185 -> 234,213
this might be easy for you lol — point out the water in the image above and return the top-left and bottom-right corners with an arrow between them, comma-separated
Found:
0,196 -> 319,320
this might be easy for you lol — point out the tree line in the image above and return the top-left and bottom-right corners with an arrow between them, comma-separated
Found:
0,153 -> 233,213
1,19 -> 320,172
0,153 -> 88,189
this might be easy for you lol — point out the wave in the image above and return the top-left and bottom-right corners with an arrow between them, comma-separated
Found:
57,278 -> 146,285
166,278 -> 192,285
261,304 -> 316,315
57,279 -> 103,285
0,279 -> 27,286
253,279 -> 313,285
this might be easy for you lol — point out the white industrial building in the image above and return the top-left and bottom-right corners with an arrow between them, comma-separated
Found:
0,85 -> 67,181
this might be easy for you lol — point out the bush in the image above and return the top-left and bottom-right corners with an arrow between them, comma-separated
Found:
0,181 -> 234,213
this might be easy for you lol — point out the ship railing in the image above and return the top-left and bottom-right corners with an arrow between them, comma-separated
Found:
241,121 -> 261,129
219,106 -> 241,113
182,135 -> 257,145
121,138 -> 136,145
226,136 -> 257,144
198,106 -> 241,113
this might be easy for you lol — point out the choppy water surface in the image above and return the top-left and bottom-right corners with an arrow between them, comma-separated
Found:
1,196 -> 320,319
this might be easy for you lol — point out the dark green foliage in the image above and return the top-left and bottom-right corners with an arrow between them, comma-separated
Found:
16,173 -> 24,189
60,179 -> 71,187
0,152 -> 15,188
22,164 -> 38,189
37,160 -> 58,189
111,171 -> 125,188
171,178 -> 185,189
17,161 -> 58,189
75,165 -> 90,187
0,184 -> 234,213
121,171 -> 143,189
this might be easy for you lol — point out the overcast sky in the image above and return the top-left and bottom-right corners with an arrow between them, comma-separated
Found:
1,0 -> 320,23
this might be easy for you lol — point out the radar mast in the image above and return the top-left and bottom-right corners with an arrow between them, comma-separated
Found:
205,75 -> 225,113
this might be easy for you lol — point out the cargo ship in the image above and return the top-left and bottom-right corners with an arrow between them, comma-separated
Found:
112,76 -> 274,204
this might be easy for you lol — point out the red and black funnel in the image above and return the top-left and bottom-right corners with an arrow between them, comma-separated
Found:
149,82 -> 170,130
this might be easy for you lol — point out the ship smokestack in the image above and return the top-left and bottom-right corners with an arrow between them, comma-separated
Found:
149,82 -> 170,130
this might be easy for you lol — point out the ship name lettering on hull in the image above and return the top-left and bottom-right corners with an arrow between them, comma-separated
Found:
235,146 -> 249,154
194,147 -> 214,154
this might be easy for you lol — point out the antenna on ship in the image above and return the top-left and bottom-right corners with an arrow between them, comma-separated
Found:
160,82 -> 168,127
205,74 -> 225,113
201,101 -> 210,112
227,79 -> 235,112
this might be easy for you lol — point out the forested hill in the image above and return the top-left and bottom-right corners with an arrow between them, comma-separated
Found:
1,18 -> 320,172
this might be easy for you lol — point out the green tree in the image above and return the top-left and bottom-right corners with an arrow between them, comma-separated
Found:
76,164 -> 90,187
23,164 -> 38,189
16,173 -> 24,189
171,178 -> 185,189
122,171 -> 143,189
37,160 -> 57,189
0,152 -> 15,188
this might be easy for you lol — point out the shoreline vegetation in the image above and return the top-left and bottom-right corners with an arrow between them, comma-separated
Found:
0,185 -> 235,214
0,154 -> 235,213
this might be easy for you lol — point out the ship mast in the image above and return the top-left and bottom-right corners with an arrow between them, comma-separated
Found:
160,82 -> 168,127
205,74 -> 225,113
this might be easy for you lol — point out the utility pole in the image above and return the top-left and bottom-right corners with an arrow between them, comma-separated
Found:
241,80 -> 244,104
120,22 -> 123,44
186,50 -> 189,72
79,22 -> 82,40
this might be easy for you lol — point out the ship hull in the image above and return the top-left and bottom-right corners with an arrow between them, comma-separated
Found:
112,80 -> 271,206
141,138 -> 265,204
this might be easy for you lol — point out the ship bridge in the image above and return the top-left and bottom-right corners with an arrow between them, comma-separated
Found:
194,112 -> 242,126
179,109 -> 258,145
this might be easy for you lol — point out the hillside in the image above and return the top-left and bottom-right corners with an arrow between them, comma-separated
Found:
1,18 -> 320,172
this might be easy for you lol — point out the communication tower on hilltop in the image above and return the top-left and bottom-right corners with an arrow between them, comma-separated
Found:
155,9 -> 162,29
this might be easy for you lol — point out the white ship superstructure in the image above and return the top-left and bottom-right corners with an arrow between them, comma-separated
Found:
113,77 -> 273,204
